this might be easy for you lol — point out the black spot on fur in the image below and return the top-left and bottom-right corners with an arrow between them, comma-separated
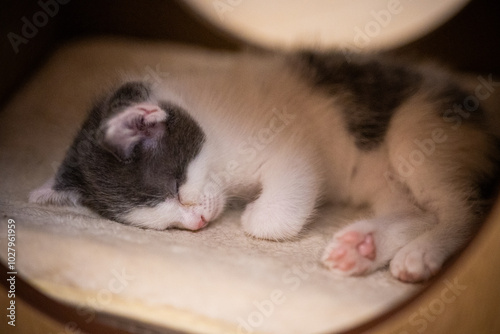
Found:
54,82 -> 205,222
298,51 -> 423,150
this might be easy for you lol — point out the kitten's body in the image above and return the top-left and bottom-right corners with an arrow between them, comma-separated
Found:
31,51 -> 499,282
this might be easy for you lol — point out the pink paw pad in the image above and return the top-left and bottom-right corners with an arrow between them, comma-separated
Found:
323,231 -> 376,274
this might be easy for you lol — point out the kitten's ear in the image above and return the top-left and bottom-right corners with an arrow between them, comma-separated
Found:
100,103 -> 168,162
29,177 -> 81,206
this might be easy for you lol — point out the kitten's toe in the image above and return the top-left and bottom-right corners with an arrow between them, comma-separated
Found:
322,231 -> 376,275
390,246 -> 442,282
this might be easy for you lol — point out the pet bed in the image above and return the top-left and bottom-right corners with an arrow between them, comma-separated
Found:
1,36 -> 500,334
0,37 -> 427,334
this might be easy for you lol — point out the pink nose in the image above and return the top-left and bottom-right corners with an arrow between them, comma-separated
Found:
187,216 -> 207,231
195,216 -> 208,230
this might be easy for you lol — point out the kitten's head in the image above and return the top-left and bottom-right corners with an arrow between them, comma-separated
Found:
30,81 -> 220,230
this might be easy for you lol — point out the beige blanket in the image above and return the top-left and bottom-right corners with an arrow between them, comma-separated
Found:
0,38 -> 426,334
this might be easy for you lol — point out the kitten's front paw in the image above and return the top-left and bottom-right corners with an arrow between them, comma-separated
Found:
390,245 -> 443,282
322,230 -> 376,275
241,202 -> 303,240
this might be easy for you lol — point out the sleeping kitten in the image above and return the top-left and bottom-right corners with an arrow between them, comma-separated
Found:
30,51 -> 499,282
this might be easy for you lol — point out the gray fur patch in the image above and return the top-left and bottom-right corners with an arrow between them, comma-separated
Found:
298,51 -> 423,150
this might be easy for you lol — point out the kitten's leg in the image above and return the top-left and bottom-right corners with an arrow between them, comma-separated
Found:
324,89 -> 496,281
241,154 -> 320,240
322,199 -> 436,276
384,103 -> 496,282
389,194 -> 479,282
322,183 -> 480,282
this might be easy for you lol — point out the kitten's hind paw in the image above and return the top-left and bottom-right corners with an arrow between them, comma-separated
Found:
390,245 -> 443,282
322,230 -> 376,275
